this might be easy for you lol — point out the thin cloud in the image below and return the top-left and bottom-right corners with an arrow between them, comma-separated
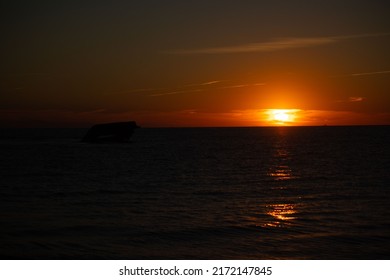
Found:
109,80 -> 222,96
221,83 -> 266,89
332,70 -> 390,78
348,97 -> 365,102
150,89 -> 204,97
108,79 -> 265,98
350,70 -> 390,77
107,88 -> 161,95
336,97 -> 365,103
183,80 -> 222,87
150,81 -> 266,97
171,37 -> 335,54
167,33 -> 390,55
148,80 -> 221,96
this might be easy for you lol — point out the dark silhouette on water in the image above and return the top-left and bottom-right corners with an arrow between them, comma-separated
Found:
82,121 -> 139,143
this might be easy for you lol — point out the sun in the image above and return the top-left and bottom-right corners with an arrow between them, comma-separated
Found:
273,111 -> 290,122
265,109 -> 299,125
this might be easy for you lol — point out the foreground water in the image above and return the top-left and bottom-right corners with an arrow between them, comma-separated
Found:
0,126 -> 389,259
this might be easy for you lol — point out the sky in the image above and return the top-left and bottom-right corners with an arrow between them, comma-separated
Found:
1,0 -> 390,127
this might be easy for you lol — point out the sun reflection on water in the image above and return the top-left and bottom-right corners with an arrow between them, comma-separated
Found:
267,129 -> 298,181
263,203 -> 298,228
268,148 -> 296,180
268,204 -> 297,220
268,165 -> 293,180
261,129 -> 299,228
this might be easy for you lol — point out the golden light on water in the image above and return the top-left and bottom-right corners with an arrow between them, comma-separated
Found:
268,204 -> 297,221
263,203 -> 298,228
268,166 -> 294,180
262,135 -> 299,228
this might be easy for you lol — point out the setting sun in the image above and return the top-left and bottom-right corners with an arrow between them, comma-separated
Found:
273,110 -> 290,122
265,109 -> 300,125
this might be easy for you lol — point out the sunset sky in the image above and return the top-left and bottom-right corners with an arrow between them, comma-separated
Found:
1,0 -> 389,127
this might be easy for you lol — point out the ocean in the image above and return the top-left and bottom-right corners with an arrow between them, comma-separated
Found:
0,126 -> 389,259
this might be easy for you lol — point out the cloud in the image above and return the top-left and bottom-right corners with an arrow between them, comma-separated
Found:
150,89 -> 204,97
182,80 -> 222,87
148,80 -> 221,96
336,97 -> 365,103
221,83 -> 266,89
107,88 -> 161,95
167,33 -> 390,55
149,80 -> 265,97
106,80 -> 223,97
331,70 -> 390,78
170,37 -> 335,54
350,70 -> 390,77
348,97 -> 365,102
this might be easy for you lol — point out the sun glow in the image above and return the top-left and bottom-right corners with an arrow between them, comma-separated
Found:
265,109 -> 300,125
273,111 -> 289,122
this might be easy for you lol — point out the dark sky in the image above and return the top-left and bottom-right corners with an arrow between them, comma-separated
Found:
1,0 -> 389,127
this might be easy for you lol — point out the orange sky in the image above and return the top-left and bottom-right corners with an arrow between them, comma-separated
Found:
1,1 -> 389,127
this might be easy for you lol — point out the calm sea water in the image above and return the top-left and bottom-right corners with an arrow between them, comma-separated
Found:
0,126 -> 389,259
